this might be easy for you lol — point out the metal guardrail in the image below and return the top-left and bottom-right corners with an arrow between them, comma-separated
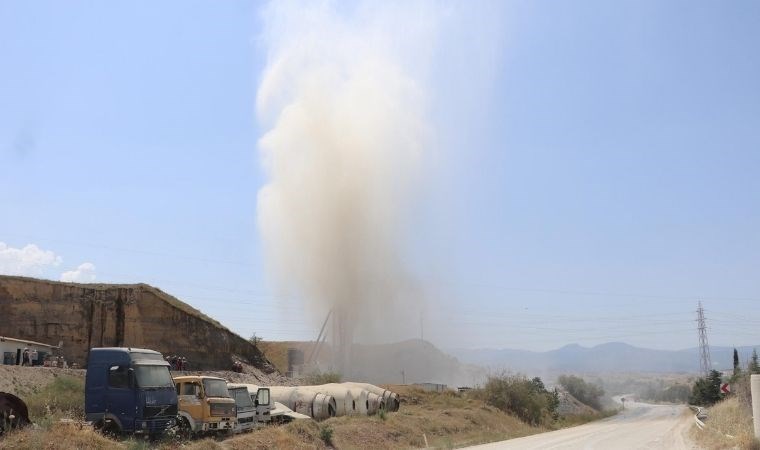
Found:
689,405 -> 706,430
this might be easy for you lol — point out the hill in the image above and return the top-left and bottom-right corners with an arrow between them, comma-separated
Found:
449,342 -> 760,375
0,275 -> 277,373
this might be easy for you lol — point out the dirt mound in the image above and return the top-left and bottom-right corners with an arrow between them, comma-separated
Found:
0,275 -> 278,373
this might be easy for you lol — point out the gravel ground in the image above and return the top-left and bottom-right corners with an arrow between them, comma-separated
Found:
0,366 -> 85,396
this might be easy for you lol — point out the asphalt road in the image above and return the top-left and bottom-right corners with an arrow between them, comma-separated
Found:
465,398 -> 696,450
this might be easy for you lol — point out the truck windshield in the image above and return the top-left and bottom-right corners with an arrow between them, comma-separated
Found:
134,365 -> 174,388
230,387 -> 254,408
203,379 -> 230,398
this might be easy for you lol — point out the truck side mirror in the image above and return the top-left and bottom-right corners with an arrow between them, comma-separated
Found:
194,384 -> 203,399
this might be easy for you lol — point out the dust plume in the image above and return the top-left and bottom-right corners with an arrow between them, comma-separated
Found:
255,1 -> 507,375
255,1 -> 439,352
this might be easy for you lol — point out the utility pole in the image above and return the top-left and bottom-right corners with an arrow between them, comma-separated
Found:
697,301 -> 712,377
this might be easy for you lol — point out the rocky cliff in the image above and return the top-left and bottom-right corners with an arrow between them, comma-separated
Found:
0,275 -> 277,373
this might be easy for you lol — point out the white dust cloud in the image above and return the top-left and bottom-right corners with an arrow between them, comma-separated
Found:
255,1 -> 442,345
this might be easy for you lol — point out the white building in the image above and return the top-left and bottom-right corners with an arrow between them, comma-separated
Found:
0,336 -> 57,366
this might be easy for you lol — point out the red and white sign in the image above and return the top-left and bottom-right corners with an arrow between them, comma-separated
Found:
721,383 -> 731,394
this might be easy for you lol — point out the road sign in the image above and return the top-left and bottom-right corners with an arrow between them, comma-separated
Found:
721,383 -> 730,394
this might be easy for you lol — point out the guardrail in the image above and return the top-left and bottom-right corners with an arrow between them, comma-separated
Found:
689,405 -> 706,430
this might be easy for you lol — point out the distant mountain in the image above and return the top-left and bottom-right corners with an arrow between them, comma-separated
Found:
448,342 -> 760,375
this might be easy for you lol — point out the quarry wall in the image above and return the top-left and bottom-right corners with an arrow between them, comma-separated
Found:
0,275 -> 276,372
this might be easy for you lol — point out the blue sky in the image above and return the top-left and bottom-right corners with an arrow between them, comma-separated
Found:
1,0 -> 759,352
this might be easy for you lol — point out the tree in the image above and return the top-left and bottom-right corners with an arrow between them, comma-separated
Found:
733,348 -> 741,377
750,349 -> 760,375
689,369 -> 724,406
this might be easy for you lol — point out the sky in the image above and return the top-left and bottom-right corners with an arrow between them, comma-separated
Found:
1,0 -> 759,352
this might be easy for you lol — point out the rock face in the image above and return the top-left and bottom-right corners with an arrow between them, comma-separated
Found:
0,275 -> 277,373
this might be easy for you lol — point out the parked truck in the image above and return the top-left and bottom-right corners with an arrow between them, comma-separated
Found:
226,384 -> 256,434
234,383 -> 274,424
227,384 -> 274,433
173,375 -> 236,437
85,347 -> 177,438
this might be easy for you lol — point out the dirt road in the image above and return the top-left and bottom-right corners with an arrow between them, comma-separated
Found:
466,398 -> 696,450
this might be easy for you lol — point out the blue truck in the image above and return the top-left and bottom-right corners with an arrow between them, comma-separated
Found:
85,347 -> 177,438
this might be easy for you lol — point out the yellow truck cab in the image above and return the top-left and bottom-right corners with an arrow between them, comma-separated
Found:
173,375 -> 236,437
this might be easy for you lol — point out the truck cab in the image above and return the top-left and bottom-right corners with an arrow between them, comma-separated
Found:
227,384 -> 256,434
85,347 -> 177,438
173,375 -> 236,437
227,383 -> 272,432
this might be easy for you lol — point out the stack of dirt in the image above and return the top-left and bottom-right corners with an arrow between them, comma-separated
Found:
0,275 -> 278,373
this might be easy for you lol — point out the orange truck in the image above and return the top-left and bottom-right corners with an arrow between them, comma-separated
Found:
173,375 -> 236,437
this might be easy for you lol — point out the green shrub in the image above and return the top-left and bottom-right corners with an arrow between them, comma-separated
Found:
558,375 -> 604,410
319,425 -> 334,445
23,375 -> 85,421
305,371 -> 342,385
476,373 -> 558,426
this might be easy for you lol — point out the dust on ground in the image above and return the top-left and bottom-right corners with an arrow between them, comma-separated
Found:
0,366 -> 85,396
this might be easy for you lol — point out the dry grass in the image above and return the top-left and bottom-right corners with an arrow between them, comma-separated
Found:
225,385 -> 544,450
0,422 -> 119,449
691,397 -> 760,450
1,382 -> 613,449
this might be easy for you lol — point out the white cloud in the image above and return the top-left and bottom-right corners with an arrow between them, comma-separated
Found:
0,241 -> 62,276
60,262 -> 97,283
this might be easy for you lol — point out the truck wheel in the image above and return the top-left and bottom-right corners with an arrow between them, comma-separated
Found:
99,420 -> 122,439
177,417 -> 193,440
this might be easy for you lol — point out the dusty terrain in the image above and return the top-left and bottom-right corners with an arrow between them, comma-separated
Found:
465,398 -> 694,450
0,365 -> 84,396
0,368 -> 618,450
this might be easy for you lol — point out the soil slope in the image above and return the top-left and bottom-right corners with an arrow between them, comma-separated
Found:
0,275 -> 277,372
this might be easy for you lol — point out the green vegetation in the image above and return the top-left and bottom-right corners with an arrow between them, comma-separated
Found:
689,369 -> 724,406
750,349 -> 760,375
558,374 -> 604,410
21,375 -> 85,423
319,424 -> 334,445
475,373 -> 560,425
304,371 -> 342,384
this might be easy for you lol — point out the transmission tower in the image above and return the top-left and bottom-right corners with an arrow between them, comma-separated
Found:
697,301 -> 712,376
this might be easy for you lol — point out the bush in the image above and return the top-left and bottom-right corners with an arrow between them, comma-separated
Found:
304,371 -> 342,385
476,373 -> 558,426
558,375 -> 604,410
319,425 -> 334,445
23,375 -> 85,421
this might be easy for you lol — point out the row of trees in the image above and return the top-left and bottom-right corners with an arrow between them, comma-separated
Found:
689,347 -> 760,407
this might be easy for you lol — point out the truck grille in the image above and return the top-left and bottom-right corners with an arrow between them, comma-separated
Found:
210,403 -> 235,417
144,404 -> 178,418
